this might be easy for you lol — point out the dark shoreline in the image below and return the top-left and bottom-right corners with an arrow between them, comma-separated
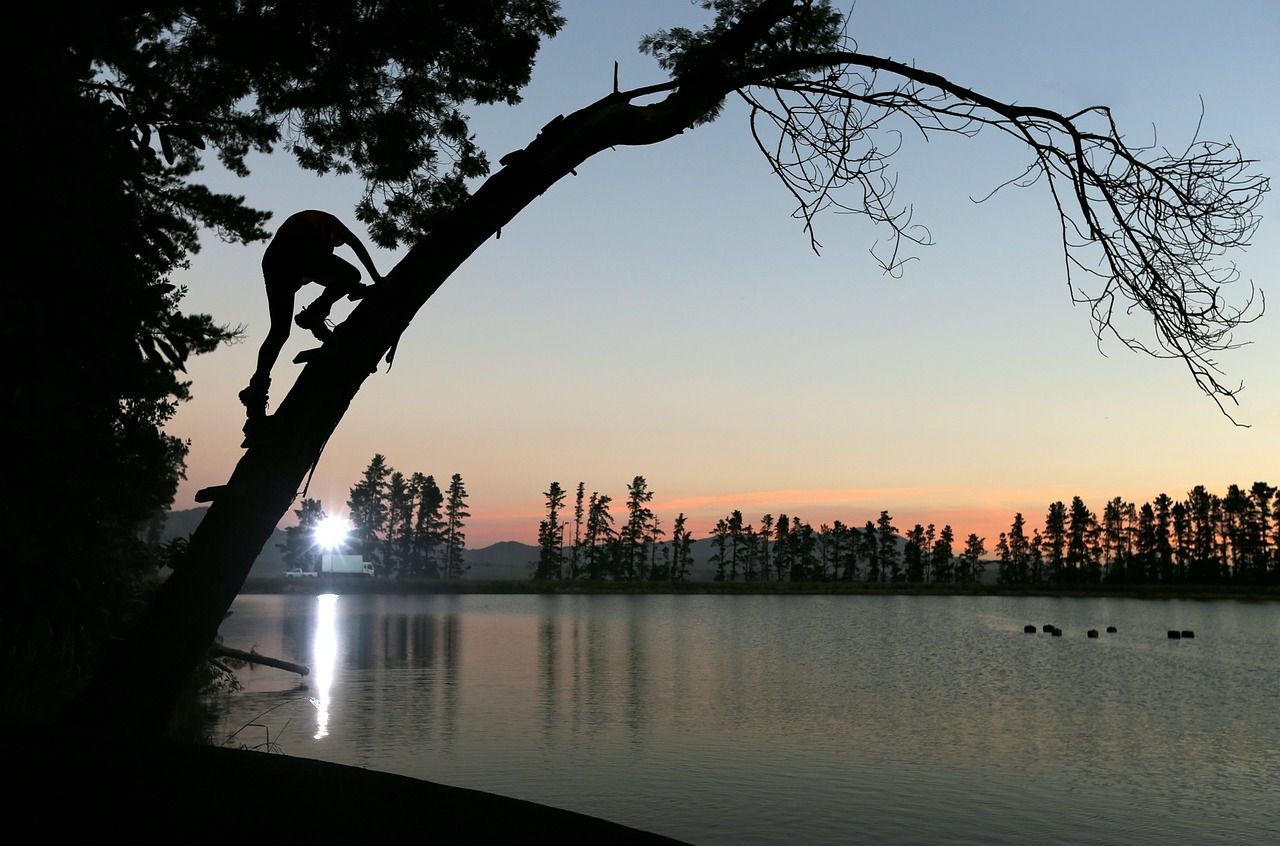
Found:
13,730 -> 691,843
247,577 -> 1279,602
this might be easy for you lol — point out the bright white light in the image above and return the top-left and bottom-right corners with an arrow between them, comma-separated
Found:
312,593 -> 337,740
314,516 -> 350,551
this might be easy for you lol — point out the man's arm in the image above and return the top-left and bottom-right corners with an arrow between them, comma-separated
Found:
338,224 -> 383,283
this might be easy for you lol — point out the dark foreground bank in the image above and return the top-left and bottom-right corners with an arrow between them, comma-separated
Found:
10,731 -> 691,843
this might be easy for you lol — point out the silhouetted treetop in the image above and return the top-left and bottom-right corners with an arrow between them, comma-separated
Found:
66,0 -> 565,247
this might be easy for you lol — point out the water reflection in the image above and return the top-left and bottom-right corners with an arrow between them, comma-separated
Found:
533,596 -> 660,748
330,597 -> 466,747
538,611 -> 557,744
213,594 -> 1279,846
311,593 -> 338,739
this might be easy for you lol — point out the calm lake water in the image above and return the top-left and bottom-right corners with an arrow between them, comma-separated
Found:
211,593 -> 1278,845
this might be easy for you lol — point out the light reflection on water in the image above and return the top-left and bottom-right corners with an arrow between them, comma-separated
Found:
311,593 -> 337,739
212,594 -> 1279,846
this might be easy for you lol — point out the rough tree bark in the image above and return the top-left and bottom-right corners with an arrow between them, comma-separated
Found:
60,0 -> 1264,736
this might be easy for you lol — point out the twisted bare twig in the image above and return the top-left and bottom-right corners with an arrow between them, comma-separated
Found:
660,6 -> 1270,420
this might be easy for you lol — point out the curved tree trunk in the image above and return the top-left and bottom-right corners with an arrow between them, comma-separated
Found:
59,80 -> 724,737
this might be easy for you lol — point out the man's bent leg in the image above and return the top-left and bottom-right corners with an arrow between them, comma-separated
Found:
322,254 -> 370,300
297,256 -> 367,339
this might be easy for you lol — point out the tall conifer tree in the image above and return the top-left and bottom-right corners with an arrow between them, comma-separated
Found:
442,474 -> 470,579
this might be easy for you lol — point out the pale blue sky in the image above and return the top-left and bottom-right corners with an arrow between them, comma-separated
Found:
168,0 -> 1279,546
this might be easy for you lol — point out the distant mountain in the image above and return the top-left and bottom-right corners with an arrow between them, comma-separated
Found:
158,507 -> 207,542
464,541 -> 535,580
161,507 -> 289,578
473,536 -> 995,583
466,539 -> 722,581
163,510 -> 546,580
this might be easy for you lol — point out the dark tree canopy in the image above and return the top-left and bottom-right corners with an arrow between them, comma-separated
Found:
47,0 -> 1268,736
8,0 -> 563,721
70,0 -> 565,247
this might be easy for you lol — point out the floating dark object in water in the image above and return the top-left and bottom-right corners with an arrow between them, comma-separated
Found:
1051,628 -> 1063,637
1181,630 -> 1195,639
1168,630 -> 1182,639
1106,626 -> 1118,633
1042,624 -> 1055,633
1024,625 -> 1037,633
1087,629 -> 1099,638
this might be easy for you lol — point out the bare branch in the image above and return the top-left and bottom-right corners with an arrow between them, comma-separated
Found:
729,44 -> 1267,419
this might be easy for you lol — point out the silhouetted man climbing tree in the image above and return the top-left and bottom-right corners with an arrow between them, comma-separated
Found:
59,0 -> 1267,738
240,210 -> 383,418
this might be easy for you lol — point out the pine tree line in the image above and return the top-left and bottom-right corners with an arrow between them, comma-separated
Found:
533,477 -> 985,584
535,478 -> 695,582
694,509 -> 987,584
995,483 -> 1278,586
535,480 -> 1277,586
280,455 -> 470,578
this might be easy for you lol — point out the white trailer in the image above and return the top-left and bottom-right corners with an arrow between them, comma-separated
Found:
320,553 -> 374,576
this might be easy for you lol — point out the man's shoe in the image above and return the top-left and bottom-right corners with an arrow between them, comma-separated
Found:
295,307 -> 333,341
347,283 -> 373,302
238,384 -> 268,419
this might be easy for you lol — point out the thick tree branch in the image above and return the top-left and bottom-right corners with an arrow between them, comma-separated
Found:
58,34 -> 745,739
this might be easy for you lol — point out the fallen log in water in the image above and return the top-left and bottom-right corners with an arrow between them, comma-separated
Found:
213,645 -> 309,676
